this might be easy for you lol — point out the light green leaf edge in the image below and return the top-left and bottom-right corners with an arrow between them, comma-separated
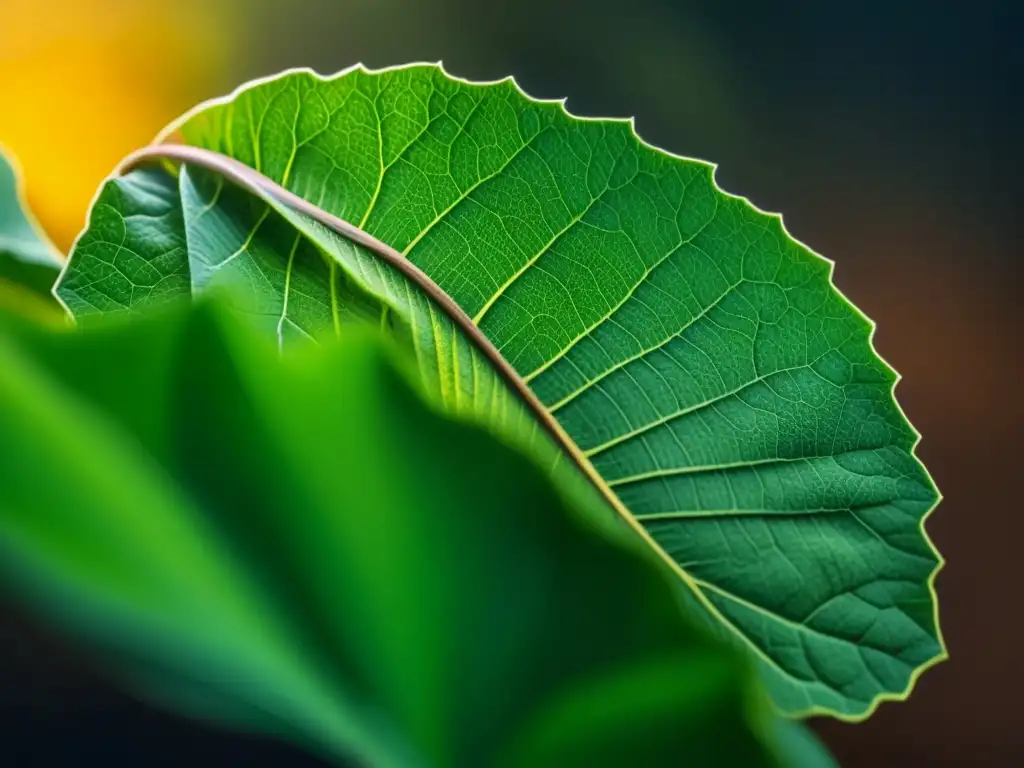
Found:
58,62 -> 947,722
0,144 -> 65,318
0,143 -> 62,267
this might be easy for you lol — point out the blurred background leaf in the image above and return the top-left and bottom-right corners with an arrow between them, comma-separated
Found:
0,145 -> 64,319
0,298 -> 782,767
773,719 -> 839,768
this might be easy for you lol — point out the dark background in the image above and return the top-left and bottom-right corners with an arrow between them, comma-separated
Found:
2,0 -> 1021,764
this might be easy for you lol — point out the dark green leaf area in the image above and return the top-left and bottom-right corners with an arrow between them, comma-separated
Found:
0,301 -> 778,767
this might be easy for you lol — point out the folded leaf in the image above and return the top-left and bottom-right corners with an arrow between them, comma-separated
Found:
56,63 -> 944,719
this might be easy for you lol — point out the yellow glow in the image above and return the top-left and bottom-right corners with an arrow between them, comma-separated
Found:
0,0 -> 233,251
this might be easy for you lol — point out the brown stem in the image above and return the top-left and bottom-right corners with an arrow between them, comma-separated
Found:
117,144 -> 637,526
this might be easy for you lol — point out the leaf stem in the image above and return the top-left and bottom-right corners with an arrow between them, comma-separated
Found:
116,145 -> 639,527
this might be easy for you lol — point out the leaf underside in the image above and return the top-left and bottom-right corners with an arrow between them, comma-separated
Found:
57,63 -> 944,719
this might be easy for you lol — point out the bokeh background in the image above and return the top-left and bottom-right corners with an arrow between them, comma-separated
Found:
1,0 -> 1020,764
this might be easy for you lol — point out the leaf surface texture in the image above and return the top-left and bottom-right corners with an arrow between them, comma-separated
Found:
57,64 -> 944,718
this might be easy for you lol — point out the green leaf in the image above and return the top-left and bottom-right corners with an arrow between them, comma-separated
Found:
0,145 -> 64,317
56,64 -> 945,719
772,720 -> 839,768
0,298 -> 781,767
57,153 -> 624,535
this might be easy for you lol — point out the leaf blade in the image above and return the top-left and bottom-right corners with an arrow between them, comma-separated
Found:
58,63 -> 945,719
